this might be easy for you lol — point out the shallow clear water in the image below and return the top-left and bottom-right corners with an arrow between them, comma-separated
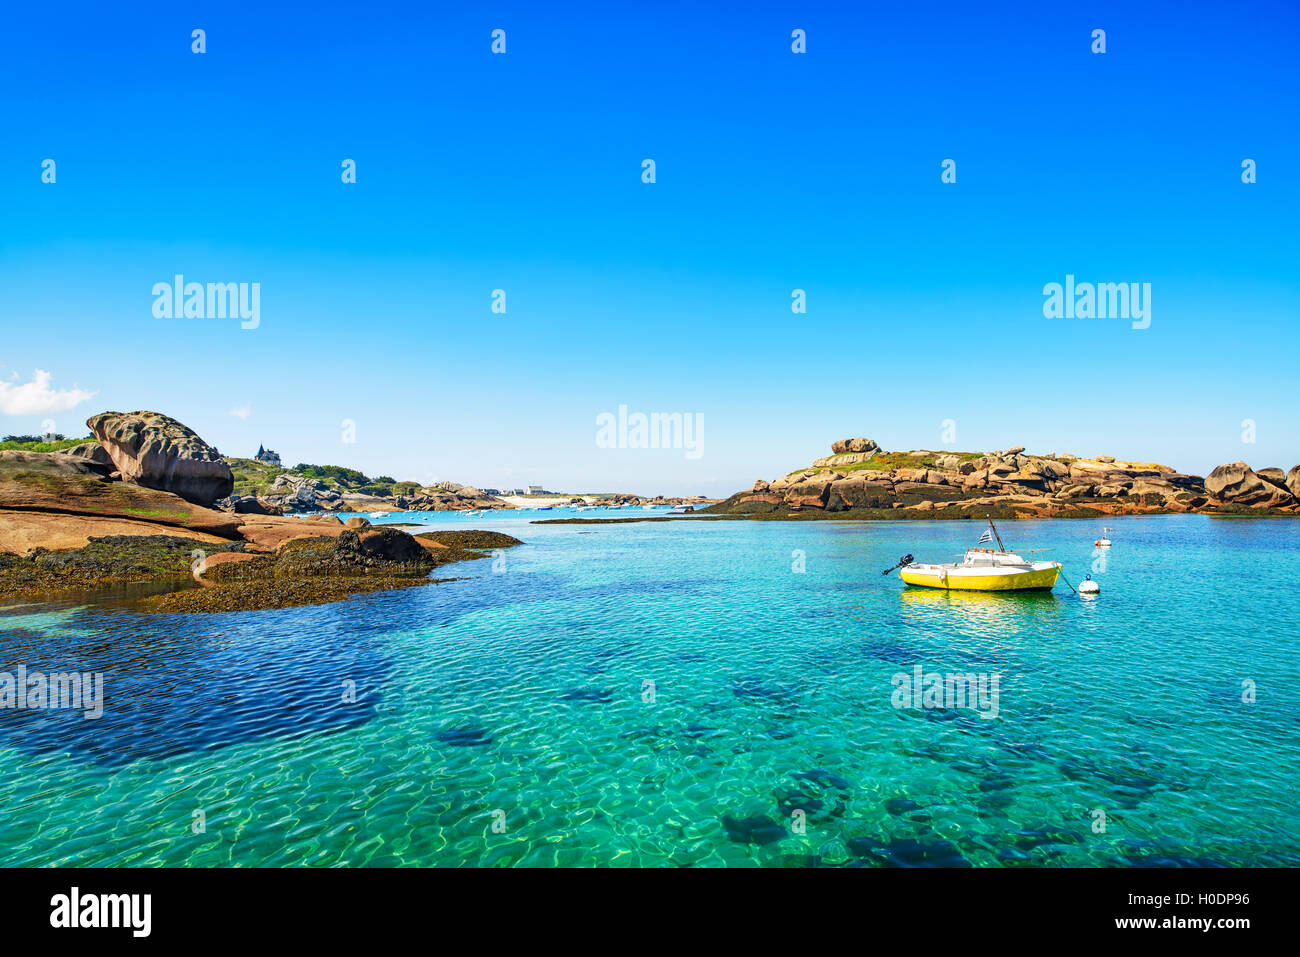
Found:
1,513 -> 1297,867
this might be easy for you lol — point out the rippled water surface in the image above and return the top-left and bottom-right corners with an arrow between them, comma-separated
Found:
1,512 -> 1297,867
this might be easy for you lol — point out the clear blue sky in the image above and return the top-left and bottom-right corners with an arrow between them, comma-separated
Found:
2,1 -> 1297,495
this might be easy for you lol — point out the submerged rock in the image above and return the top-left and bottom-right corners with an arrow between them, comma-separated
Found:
558,687 -> 615,704
722,814 -> 786,846
435,726 -> 494,747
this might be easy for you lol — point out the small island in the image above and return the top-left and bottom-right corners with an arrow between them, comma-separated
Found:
700,437 -> 1300,520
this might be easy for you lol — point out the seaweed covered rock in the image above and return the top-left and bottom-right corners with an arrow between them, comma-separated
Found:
417,530 -> 523,550
157,528 -> 524,612
274,528 -> 434,578
0,534 -> 242,600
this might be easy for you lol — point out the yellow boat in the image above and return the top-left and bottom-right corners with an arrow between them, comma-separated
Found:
889,520 -> 1061,592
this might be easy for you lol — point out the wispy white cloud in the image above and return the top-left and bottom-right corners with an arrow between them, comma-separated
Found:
228,404 -> 252,420
0,369 -> 96,416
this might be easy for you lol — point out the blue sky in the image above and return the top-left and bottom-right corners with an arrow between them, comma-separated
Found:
2,1 -> 1297,495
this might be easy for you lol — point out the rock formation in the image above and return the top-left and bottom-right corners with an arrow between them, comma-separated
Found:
1205,461 -> 1294,508
88,410 -> 234,504
707,438 -> 1299,518
219,472 -> 510,515
0,450 -> 241,539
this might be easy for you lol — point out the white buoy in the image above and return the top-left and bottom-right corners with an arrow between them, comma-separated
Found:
1079,576 -> 1100,594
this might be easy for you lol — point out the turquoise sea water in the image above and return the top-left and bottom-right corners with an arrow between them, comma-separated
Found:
1,512 -> 1297,867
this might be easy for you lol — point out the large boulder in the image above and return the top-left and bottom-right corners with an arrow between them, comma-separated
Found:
1287,465 -> 1300,500
1035,459 -> 1071,479
217,494 -> 282,516
827,479 -> 895,510
87,411 -> 233,504
273,527 -> 433,576
830,437 -> 878,455
59,442 -> 114,474
1257,467 -> 1287,489
1205,461 -> 1291,506
783,481 -> 831,509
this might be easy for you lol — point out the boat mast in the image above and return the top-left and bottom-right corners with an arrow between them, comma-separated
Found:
988,518 -> 1007,552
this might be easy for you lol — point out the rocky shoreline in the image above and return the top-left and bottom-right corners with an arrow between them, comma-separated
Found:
0,410 -> 523,612
7,411 -> 1294,609
703,437 -> 1300,519
223,479 -> 715,516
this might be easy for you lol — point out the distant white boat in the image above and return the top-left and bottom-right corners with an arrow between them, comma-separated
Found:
1094,527 -> 1113,547
369,511 -> 386,520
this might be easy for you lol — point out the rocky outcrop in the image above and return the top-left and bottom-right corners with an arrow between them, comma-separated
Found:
219,494 -> 283,516
88,410 -> 233,504
0,510 -> 236,555
1258,467 -> 1288,488
1,448 -> 353,557
149,528 -> 524,613
237,471 -> 508,514
0,410 -> 533,611
0,450 -> 242,543
706,437 -> 1299,519
1205,462 -> 1294,508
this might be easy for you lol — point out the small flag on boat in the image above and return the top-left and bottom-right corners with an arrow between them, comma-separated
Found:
978,528 -> 994,544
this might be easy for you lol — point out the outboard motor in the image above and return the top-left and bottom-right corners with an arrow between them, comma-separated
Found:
881,554 -> 914,576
